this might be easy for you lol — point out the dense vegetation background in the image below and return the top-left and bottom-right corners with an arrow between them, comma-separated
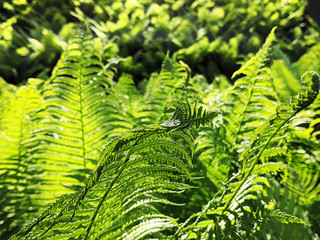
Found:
0,0 -> 320,239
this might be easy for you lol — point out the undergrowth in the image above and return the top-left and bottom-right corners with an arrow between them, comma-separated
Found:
0,26 -> 320,240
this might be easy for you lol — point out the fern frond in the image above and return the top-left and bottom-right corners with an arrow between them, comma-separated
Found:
290,71 -> 320,113
223,70 -> 319,212
286,165 -> 320,205
193,125 -> 231,189
11,99 -> 213,240
271,58 -> 302,103
177,66 -> 319,240
223,28 -> 278,154
30,29 -> 116,201
267,209 -> 310,225
232,27 -> 276,79
162,100 -> 218,129
0,82 -> 45,239
143,56 -> 190,125
0,77 -> 17,122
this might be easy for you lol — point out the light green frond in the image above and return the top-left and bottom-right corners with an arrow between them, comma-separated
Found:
232,27 -> 276,79
223,28 -> 278,153
143,56 -> 190,124
11,100 -> 202,240
0,77 -> 17,121
271,59 -> 302,103
0,83 -> 45,238
32,29 -> 116,201
268,209 -> 309,225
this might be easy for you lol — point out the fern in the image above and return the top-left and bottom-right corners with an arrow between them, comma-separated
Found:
31,29 -> 115,198
223,27 -> 278,157
0,81 -> 45,239
0,77 -> 17,122
174,29 -> 320,240
2,23 -> 320,240
10,98 -> 217,240
224,70 -> 319,213
143,55 -> 191,124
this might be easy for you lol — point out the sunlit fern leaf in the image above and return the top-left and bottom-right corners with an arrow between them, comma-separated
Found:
223,174 -> 270,211
231,27 -> 277,80
0,77 -> 17,123
121,215 -> 178,240
223,71 -> 319,212
0,82 -> 45,239
223,27 -> 278,154
294,42 -> 320,77
266,209 -> 310,231
31,29 -> 115,200
271,58 -> 302,103
11,100 -> 217,240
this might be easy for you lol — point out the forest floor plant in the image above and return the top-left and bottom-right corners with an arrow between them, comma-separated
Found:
0,26 -> 320,240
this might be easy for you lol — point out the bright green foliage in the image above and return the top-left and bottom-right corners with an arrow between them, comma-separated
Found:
172,30 -> 320,240
0,77 -> 17,120
0,82 -> 45,239
9,97 -> 215,240
1,2 -> 320,240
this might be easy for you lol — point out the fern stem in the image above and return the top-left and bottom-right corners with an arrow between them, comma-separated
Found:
79,40 -> 87,169
230,78 -> 256,154
84,138 -> 140,240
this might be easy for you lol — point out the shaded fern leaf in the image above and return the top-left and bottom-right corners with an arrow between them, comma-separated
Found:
162,100 -> 218,129
105,73 -> 144,139
175,36 -> 319,240
286,165 -> 320,206
191,123 -> 232,197
11,100 -> 217,240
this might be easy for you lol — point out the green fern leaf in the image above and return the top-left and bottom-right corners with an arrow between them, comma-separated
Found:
268,209 -> 310,225
0,77 -> 17,122
223,28 -> 278,154
10,99 -> 213,240
31,29 -> 116,200
0,82 -> 45,239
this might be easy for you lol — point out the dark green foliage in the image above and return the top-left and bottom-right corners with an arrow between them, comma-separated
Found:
1,0 -> 316,84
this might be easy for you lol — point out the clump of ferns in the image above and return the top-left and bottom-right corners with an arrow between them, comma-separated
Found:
10,99 -> 218,240
174,71 -> 320,239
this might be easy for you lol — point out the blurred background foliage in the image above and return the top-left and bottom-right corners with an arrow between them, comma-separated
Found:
1,0 -> 320,86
